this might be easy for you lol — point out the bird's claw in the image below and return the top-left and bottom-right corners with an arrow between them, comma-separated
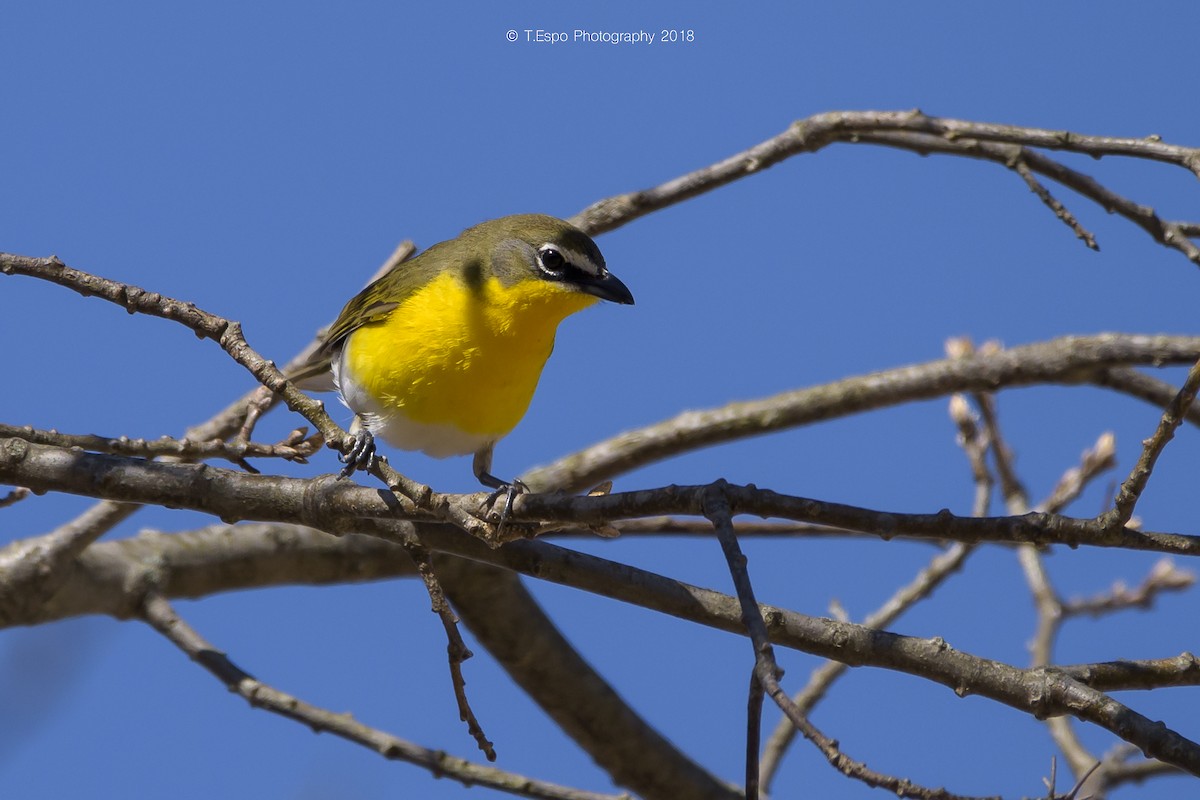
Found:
338,428 -> 378,478
481,479 -> 529,536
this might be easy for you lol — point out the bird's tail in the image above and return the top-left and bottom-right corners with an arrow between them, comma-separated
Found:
281,338 -> 337,392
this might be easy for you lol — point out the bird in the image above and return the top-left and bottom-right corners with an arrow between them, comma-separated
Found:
293,214 -> 634,495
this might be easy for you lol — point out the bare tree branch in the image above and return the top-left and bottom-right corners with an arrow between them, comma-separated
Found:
1106,356 -> 1200,527
963,383 -> 1099,779
948,389 -> 996,517
0,422 -> 319,469
0,498 -> 138,627
12,519 -> 1200,696
399,538 -> 496,760
522,334 -> 1200,494
1011,155 -> 1098,249
569,110 -> 1200,266
8,439 -> 1200,560
0,254 -> 352,453
855,131 -> 1200,265
608,516 -> 869,540
705,481 -> 997,800
139,592 -> 626,800
758,390 -> 988,792
1040,433 -> 1118,515
435,556 -> 741,800
8,497 -> 1200,783
0,487 -> 30,508
1062,559 -> 1195,618
8,110 -> 1200,796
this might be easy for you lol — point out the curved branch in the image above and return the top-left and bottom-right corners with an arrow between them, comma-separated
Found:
16,520 -> 1200,694
854,131 -> 1200,264
14,510 -> 1200,779
523,334 -> 1200,493
436,557 -> 739,800
140,593 -> 626,800
0,253 -> 350,453
569,110 -> 1200,266
0,499 -> 138,627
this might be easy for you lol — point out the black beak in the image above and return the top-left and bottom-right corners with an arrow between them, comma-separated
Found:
579,270 -> 635,305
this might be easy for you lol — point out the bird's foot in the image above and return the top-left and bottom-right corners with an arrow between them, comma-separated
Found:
480,478 -> 530,537
338,428 -> 378,478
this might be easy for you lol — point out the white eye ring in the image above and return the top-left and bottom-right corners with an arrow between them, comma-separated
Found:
538,246 -> 566,273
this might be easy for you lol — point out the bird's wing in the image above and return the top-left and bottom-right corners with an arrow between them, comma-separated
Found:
319,252 -> 448,353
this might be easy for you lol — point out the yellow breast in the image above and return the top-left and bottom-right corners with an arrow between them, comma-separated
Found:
339,271 -> 597,453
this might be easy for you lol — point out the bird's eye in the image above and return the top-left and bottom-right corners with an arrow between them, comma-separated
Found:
538,247 -> 565,273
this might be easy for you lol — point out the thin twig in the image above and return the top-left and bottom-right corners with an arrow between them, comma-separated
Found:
745,670 -> 764,800
0,487 -> 30,509
1091,367 -> 1200,427
399,537 -> 496,760
1106,356 -> 1200,527
1085,743 -> 1181,795
967,395 -> 1172,793
0,423 -> 319,469
759,540 -> 977,792
703,482 -> 989,800
758,390 -> 988,792
1063,761 -> 1101,800
196,243 -> 418,447
703,481 -> 782,798
856,130 -> 1200,266
964,388 -> 1098,777
1062,558 -> 1194,617
968,389 -> 1029,513
1040,433 -> 1117,515
1019,144 -> 1200,265
1042,756 -> 1059,799
1012,157 -> 1098,249
569,110 -> 1200,266
0,253 -> 351,452
949,390 -> 995,517
139,592 -> 623,800
432,556 -> 741,800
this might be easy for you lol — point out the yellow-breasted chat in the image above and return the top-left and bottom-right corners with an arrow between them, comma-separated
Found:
294,214 -> 634,492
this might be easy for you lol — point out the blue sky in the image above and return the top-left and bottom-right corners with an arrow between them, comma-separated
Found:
3,3 -> 1200,798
